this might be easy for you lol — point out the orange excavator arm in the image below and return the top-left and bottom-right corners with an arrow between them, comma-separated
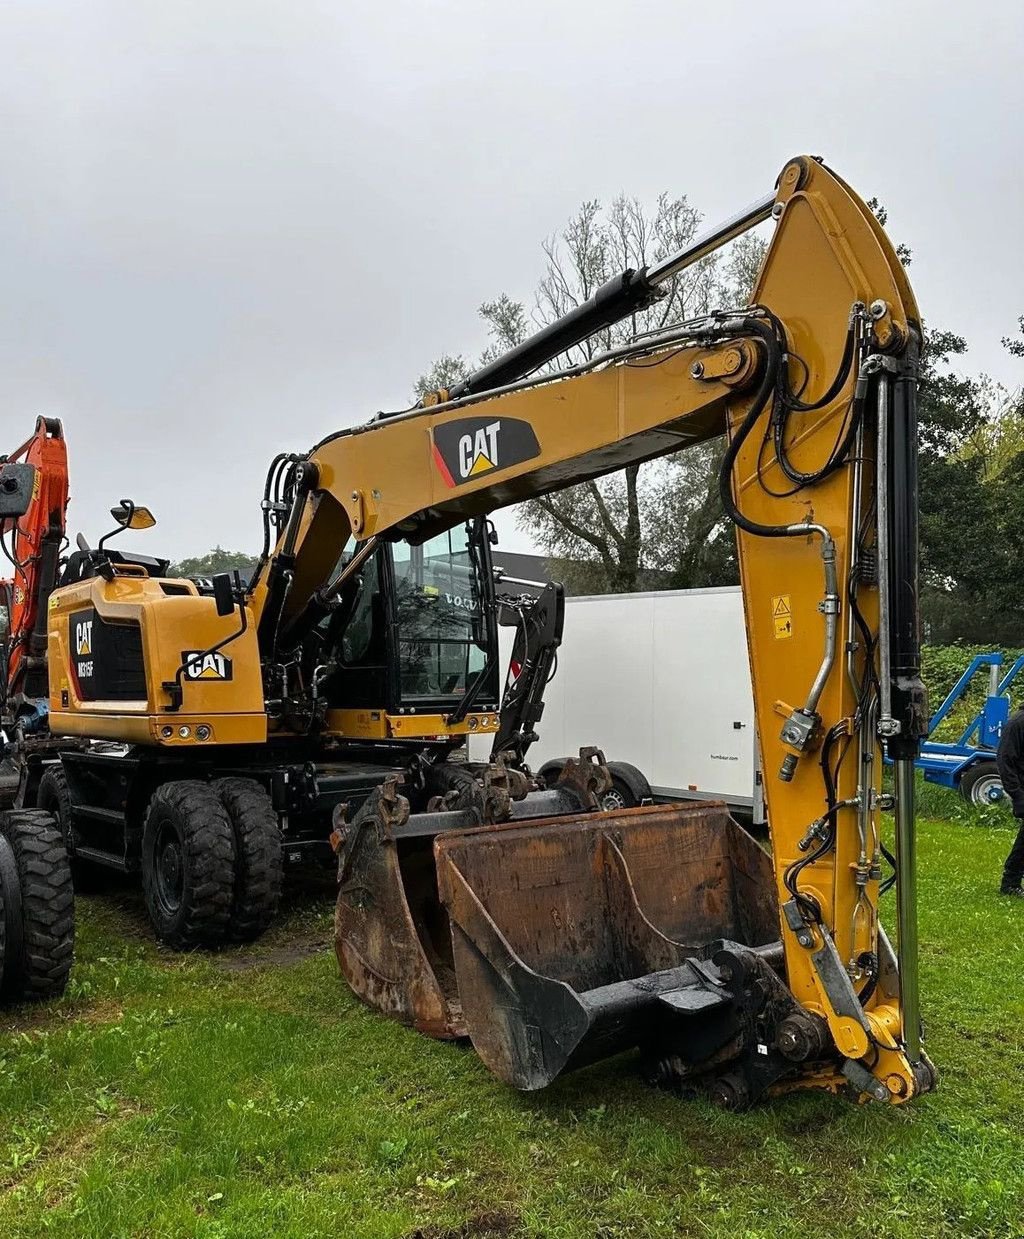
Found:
1,418 -> 69,725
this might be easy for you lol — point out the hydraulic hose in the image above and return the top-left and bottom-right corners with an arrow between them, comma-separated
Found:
718,316 -> 841,782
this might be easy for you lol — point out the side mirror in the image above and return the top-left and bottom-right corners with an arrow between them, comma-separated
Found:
211,572 -> 235,617
0,462 -> 36,524
110,501 -> 156,531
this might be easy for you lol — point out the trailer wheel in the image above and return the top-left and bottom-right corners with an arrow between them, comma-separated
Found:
601,762 -> 653,811
600,778 -> 636,810
142,782 -> 235,949
214,778 -> 283,942
0,809 -> 74,1001
959,760 -> 1006,808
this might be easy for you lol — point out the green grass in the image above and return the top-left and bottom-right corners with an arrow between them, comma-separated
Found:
2,792 -> 1023,1239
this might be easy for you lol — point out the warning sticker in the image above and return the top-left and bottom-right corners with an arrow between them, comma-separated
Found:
772,594 -> 792,640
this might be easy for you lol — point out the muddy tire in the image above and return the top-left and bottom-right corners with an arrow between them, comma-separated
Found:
142,782 -> 235,949
0,809 -> 75,1001
214,778 -> 283,942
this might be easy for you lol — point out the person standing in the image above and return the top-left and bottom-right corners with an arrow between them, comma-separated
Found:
995,706 -> 1024,896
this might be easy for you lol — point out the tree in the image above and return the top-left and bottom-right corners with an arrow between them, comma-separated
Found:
413,354 -> 470,401
417,193 -> 766,593
1002,316 -> 1024,358
917,325 -> 1024,645
169,546 -> 259,579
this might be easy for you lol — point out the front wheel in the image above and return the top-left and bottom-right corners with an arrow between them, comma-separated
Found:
142,782 -> 235,949
959,760 -> 1006,808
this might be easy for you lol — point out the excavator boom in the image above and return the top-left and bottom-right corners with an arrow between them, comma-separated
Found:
1,418 -> 69,727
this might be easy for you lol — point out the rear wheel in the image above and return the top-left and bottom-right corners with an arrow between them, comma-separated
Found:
959,760 -> 1006,808
0,809 -> 74,1001
214,778 -> 283,942
142,782 -> 235,948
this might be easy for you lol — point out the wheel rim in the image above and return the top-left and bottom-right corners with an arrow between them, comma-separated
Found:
601,788 -> 628,811
971,776 -> 1005,806
153,820 -> 185,915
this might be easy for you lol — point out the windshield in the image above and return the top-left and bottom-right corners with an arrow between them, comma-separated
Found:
392,525 -> 489,701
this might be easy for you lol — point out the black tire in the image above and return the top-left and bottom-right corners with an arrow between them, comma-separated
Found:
37,766 -> 73,853
0,857 -> 6,993
959,760 -> 1006,808
424,763 -> 478,812
214,778 -> 283,942
600,775 -> 639,812
37,765 -> 114,894
0,809 -> 75,1002
141,781 -> 235,949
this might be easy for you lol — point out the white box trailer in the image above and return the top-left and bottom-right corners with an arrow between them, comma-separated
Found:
475,585 -> 763,823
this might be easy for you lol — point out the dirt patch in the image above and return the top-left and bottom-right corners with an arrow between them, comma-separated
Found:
214,930 -> 331,972
406,1211 -> 519,1239
0,997 -> 124,1037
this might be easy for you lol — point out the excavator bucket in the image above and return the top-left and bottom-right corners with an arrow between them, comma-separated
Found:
434,803 -> 779,1089
336,773 -> 784,1095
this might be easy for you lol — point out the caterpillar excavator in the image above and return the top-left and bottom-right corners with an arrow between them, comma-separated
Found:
2,155 -> 934,1107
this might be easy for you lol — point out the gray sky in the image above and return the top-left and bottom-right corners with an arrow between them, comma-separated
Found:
1,0 -> 1021,560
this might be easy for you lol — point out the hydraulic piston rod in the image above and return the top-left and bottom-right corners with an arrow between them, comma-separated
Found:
874,342 -> 927,1064
449,192 -> 776,399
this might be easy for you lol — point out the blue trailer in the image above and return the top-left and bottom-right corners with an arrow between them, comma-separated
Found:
912,652 -> 1024,805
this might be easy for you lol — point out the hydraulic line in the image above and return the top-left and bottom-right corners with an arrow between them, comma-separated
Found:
718,317 -> 841,782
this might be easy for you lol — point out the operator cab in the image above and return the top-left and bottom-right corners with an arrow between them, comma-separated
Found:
316,519 -> 500,721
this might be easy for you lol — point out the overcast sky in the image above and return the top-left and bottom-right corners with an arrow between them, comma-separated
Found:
1,1 -> 1021,560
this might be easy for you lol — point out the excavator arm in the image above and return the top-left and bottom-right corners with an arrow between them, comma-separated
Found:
0,418 -> 69,727
260,155 -> 930,1104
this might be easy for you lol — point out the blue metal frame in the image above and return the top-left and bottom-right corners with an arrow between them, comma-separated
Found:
906,652 -> 1024,795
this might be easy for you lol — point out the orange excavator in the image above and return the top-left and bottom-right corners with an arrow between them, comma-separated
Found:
1,418 -> 69,734
0,418 -> 74,1003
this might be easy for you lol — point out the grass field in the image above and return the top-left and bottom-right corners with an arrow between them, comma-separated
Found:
2,786 -> 1023,1239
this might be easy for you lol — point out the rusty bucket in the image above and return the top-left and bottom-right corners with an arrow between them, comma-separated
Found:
335,777 -> 781,1092
434,802 -> 779,1089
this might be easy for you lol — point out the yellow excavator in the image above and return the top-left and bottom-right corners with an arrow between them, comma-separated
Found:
6,155 -> 934,1107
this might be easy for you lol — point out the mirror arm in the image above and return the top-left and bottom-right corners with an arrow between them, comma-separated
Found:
97,499 -> 136,554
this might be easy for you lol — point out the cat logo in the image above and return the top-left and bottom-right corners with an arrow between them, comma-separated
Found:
458,420 -> 501,478
431,416 -> 541,488
75,619 -> 93,657
181,650 -> 233,681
